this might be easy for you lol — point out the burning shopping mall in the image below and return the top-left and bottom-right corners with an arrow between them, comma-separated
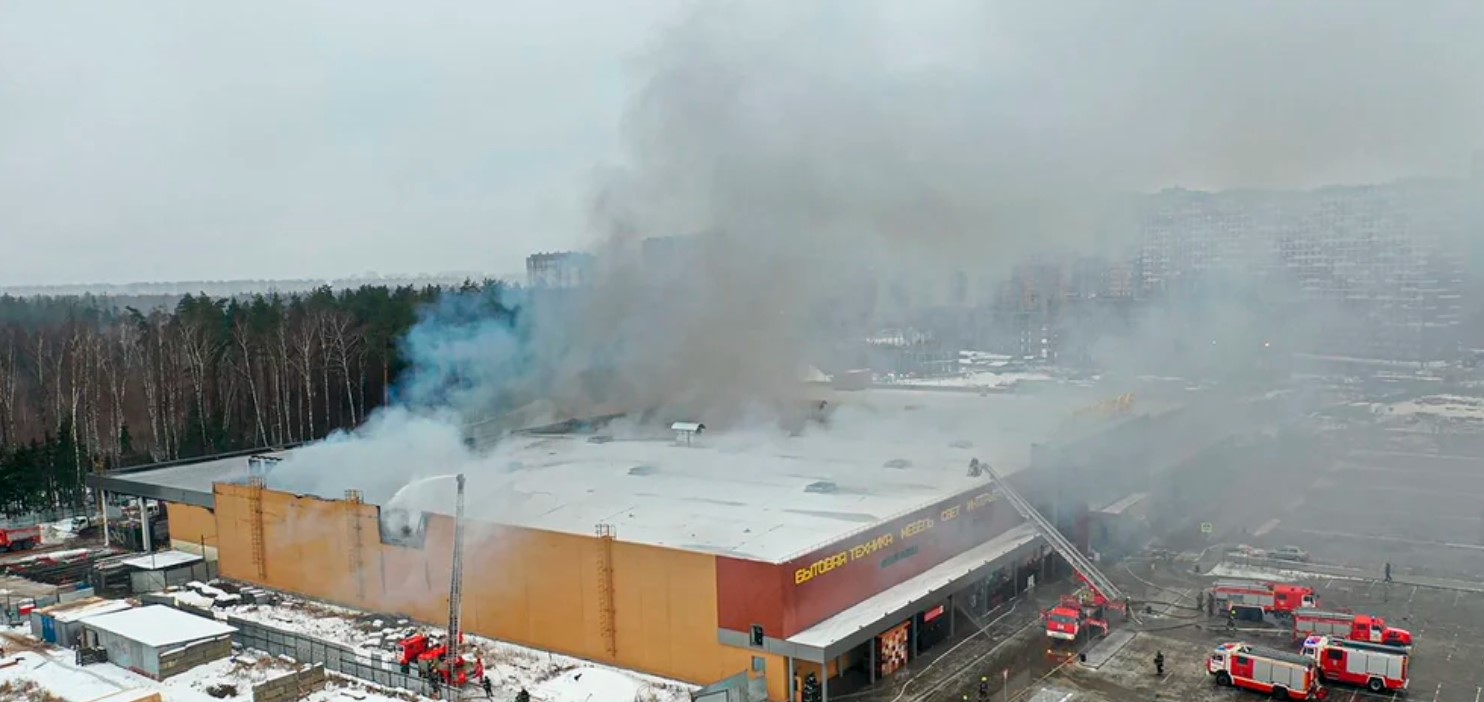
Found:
86,384 -> 1290,701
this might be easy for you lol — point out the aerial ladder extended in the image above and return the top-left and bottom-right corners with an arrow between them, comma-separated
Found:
979,460 -> 1127,610
445,474 -> 467,673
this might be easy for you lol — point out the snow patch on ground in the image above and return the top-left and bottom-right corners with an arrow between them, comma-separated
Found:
0,639 -> 414,702
890,371 -> 1054,389
534,668 -> 640,702
1208,562 -> 1365,584
156,592 -> 693,702
1386,394 -> 1484,424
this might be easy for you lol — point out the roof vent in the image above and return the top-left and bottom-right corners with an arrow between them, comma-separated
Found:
883,458 -> 912,469
967,458 -> 986,478
247,455 -> 281,477
671,421 -> 705,446
628,464 -> 658,476
804,480 -> 838,494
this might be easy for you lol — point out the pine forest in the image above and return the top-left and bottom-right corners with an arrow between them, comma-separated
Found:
0,282 -> 486,515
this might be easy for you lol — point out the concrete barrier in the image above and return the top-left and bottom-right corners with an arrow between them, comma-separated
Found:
252,664 -> 327,702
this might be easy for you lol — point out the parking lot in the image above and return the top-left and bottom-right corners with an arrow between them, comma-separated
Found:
1156,421 -> 1484,583
988,414 -> 1484,702
989,562 -> 1484,702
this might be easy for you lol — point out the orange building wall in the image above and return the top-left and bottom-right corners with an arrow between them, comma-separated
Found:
165,503 -> 218,556
213,485 -> 783,700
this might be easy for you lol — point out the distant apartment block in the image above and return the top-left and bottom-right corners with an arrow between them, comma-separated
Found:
1137,177 -> 1476,362
525,251 -> 594,289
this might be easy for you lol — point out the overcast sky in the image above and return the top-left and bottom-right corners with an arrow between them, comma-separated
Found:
2,0 -> 1482,287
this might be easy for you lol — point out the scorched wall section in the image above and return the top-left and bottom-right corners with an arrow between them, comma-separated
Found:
716,485 -> 1020,638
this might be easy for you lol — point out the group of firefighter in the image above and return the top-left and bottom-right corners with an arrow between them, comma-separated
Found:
399,638 -> 530,702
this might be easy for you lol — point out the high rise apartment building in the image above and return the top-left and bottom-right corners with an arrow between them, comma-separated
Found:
1136,179 -> 1474,362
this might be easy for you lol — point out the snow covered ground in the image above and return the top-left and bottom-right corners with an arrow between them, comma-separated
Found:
0,627 -> 414,702
162,589 -> 693,702
1385,394 -> 1484,426
884,370 -> 1053,390
1207,562 -> 1364,584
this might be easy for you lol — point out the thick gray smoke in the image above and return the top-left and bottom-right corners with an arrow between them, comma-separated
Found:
270,0 -> 1484,500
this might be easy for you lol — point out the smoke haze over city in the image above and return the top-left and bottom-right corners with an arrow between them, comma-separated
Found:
2,0 -> 1481,286
250,0 -> 1484,502
13,7 -> 1484,700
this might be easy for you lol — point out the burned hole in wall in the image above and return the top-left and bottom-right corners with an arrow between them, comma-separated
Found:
377,505 -> 430,549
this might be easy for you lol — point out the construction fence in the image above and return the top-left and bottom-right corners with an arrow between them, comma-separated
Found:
1,585 -> 95,626
146,597 -> 467,701
129,560 -> 218,594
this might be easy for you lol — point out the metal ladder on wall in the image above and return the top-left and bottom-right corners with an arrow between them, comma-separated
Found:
345,489 -> 366,601
594,523 -> 617,659
247,476 -> 268,579
981,462 -> 1126,607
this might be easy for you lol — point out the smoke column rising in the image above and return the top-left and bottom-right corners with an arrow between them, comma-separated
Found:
269,0 -> 1484,500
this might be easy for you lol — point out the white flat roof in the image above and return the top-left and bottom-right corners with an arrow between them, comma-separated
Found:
787,523 -> 1040,649
119,550 -> 203,571
387,388 -> 1113,562
83,605 -> 236,648
1097,492 -> 1148,516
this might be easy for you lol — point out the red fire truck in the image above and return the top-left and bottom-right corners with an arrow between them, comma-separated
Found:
1292,609 -> 1412,649
1208,642 -> 1327,700
398,633 -> 484,686
1043,594 -> 1108,643
1300,635 -> 1408,693
1211,579 -> 1317,617
0,524 -> 40,551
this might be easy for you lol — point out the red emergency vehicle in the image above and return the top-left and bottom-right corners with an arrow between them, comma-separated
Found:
1043,594 -> 1108,643
1211,579 -> 1317,616
0,524 -> 40,551
1292,609 -> 1412,648
1208,642 -> 1327,700
398,633 -> 484,686
1301,635 -> 1408,693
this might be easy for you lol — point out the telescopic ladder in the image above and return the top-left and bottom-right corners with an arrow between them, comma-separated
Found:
981,462 -> 1126,607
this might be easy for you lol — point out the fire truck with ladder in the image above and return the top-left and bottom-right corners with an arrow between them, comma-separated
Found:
1211,579 -> 1317,620
971,461 -> 1128,643
1208,642 -> 1328,700
1300,635 -> 1408,693
1044,584 -> 1110,643
1292,609 -> 1412,649
394,474 -> 484,688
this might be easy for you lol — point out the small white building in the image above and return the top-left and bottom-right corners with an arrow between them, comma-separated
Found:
117,550 -> 209,593
81,605 -> 237,679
